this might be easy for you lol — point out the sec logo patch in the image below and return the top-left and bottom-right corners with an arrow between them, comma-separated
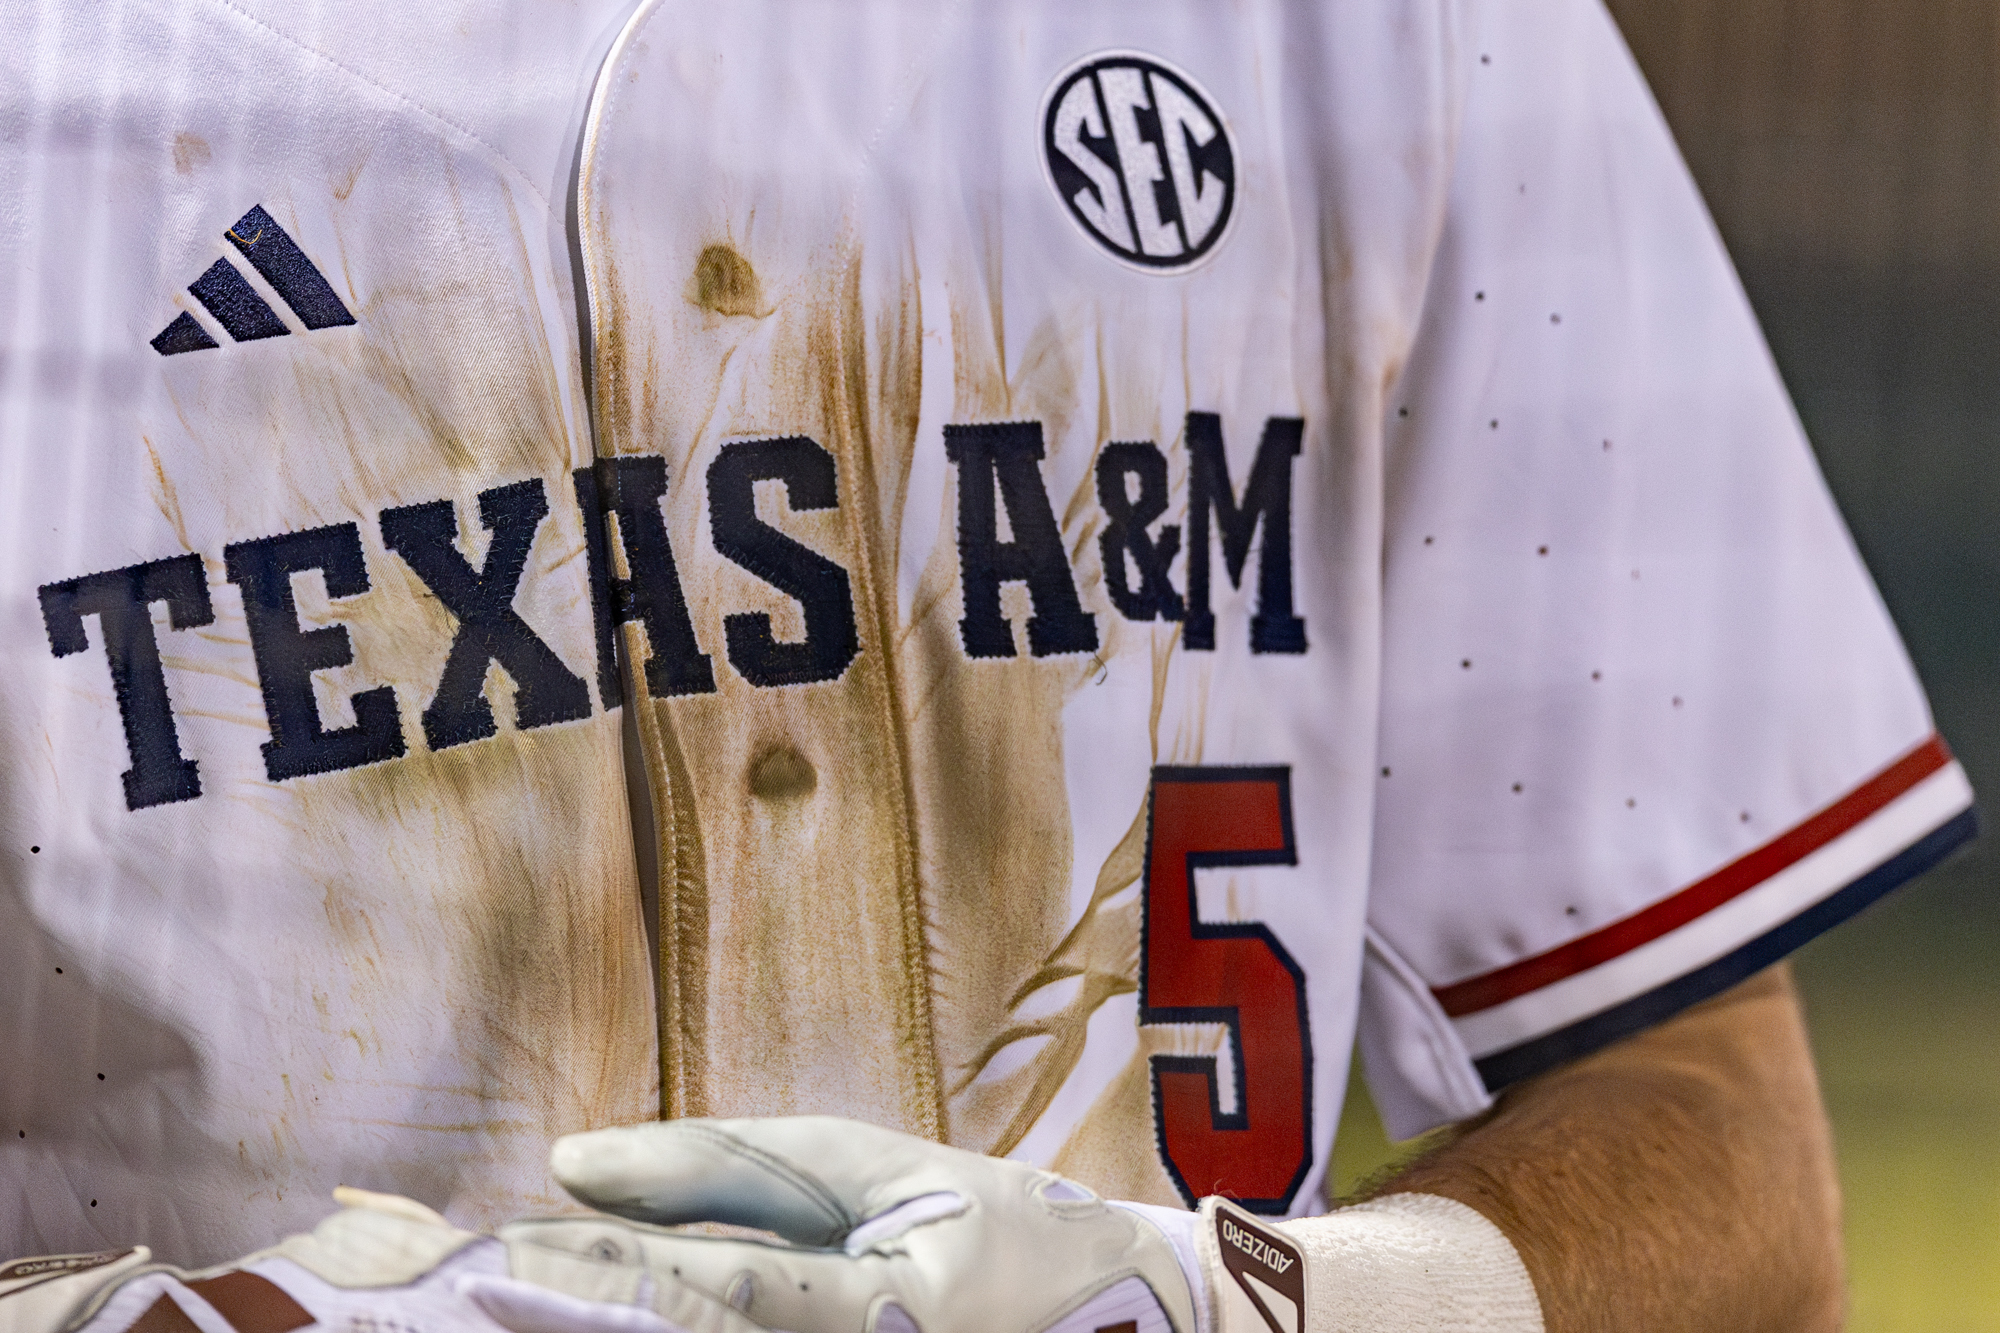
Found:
1041,52 -> 1237,272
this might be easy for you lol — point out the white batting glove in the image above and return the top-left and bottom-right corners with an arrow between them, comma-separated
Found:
528,1116 -> 1305,1333
538,1118 -> 1543,1333
0,1187 -> 758,1333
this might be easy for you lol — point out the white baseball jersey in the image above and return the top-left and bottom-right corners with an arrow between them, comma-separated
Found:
0,0 -> 1972,1266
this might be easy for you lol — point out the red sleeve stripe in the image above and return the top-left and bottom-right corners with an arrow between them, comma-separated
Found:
1432,735 -> 1954,1018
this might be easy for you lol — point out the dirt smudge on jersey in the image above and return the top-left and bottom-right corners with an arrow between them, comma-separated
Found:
585,180 -> 1200,1172
1042,629 -> 1217,1212
692,237 -> 934,1135
594,221 -> 942,1137
294,715 -> 657,1218
949,627 -> 1183,1157
226,172 -> 649,1224
905,274 -> 1122,1156
864,239 -> 925,569
331,146 -> 372,204
746,743 -> 816,799
172,132 -> 210,175
21,142 -> 638,1254
643,685 -> 710,1120
159,184 -> 582,548
140,437 -> 195,554
688,245 -> 767,319
1047,1019 -> 1222,1206
946,802 -> 1142,1155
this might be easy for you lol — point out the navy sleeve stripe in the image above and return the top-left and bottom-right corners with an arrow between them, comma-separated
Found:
1472,804 -> 1976,1090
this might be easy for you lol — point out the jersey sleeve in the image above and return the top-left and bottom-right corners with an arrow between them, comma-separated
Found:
1356,0 -> 1977,1140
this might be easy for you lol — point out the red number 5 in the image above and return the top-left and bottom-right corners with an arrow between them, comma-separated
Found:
1143,766 -> 1311,1212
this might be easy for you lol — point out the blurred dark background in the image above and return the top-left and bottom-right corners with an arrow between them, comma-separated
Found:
1340,3 -> 2000,1323
1609,2 -> 2000,1322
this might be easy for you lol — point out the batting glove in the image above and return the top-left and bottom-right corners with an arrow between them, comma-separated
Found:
526,1115 -> 1277,1333
532,1117 -> 1541,1333
0,1187 -> 761,1333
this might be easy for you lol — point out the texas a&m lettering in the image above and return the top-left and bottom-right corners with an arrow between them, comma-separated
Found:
42,413 -> 1306,810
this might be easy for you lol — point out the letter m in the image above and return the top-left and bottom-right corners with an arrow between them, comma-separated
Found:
1184,413 -> 1307,654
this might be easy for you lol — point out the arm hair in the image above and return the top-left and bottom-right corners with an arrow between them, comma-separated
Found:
1370,963 -> 1844,1332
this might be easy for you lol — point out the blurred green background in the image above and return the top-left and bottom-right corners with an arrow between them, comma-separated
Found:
1340,3 -> 2000,1325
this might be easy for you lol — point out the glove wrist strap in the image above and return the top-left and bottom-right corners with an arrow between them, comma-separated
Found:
1193,1201 -> 1307,1333
1121,1193 -> 1543,1333
1268,1194 -> 1543,1333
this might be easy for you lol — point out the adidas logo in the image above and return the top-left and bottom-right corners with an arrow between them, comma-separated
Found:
152,205 -> 355,355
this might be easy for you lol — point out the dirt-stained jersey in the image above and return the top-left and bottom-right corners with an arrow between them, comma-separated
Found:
1,0 -> 1973,1264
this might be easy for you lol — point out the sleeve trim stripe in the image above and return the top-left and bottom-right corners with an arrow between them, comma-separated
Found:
1469,802 -> 1977,1091
1433,734 -> 1955,1018
1446,755 -> 1971,1059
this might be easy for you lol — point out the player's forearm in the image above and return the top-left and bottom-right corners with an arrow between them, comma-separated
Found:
1371,964 -> 1843,1333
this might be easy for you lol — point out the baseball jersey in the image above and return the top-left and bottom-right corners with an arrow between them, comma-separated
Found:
0,0 -> 1972,1266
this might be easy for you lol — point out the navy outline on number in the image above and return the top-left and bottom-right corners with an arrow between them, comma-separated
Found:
1140,764 -> 1313,1212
